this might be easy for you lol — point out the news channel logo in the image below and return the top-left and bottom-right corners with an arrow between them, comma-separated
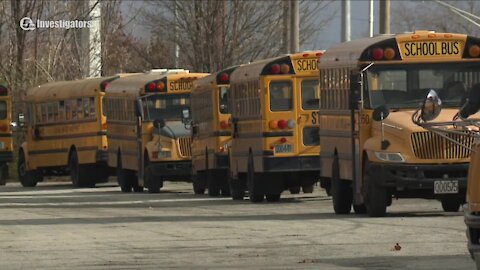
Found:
19,17 -> 93,31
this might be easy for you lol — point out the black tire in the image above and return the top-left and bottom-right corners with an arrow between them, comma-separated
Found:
70,151 -> 94,188
353,204 -> 367,214
145,163 -> 161,194
207,170 -> 220,196
364,159 -> 387,217
266,194 -> 281,202
18,151 -> 39,187
0,163 -> 7,185
289,186 -> 301,194
302,184 -> 314,193
193,171 -> 206,195
92,163 -> 110,184
229,173 -> 245,200
441,196 -> 462,212
117,154 -> 132,192
247,150 -> 263,203
331,157 -> 352,214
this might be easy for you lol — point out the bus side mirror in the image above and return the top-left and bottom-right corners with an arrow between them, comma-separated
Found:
349,74 -> 361,110
420,89 -> 442,122
17,113 -> 25,127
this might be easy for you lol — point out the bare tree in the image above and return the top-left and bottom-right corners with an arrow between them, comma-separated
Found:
141,0 -> 334,73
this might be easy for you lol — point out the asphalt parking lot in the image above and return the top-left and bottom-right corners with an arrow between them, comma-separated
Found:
0,179 -> 475,270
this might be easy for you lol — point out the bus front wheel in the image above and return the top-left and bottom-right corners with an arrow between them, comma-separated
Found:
18,151 -> 39,187
331,157 -> 352,214
364,159 -> 387,217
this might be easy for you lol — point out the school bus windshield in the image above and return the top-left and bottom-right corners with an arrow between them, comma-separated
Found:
365,62 -> 480,109
142,93 -> 191,121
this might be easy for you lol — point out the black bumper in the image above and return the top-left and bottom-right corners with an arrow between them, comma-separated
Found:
0,151 -> 13,162
263,156 -> 320,172
465,206 -> 480,258
371,162 -> 468,191
96,150 -> 108,162
215,153 -> 229,169
149,160 -> 192,178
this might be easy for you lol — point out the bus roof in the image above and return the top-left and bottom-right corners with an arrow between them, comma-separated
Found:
231,51 -> 323,82
107,72 -> 164,97
192,66 -> 240,92
320,31 -> 472,66
25,76 -> 117,102
319,34 -> 393,66
107,72 -> 209,97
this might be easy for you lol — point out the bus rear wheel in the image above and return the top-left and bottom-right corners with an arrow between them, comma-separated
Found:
117,155 -> 133,192
0,163 -> 8,185
18,151 -> 39,187
192,171 -> 206,195
331,157 -> 352,214
247,151 -> 263,203
207,170 -> 220,196
70,150 -> 93,188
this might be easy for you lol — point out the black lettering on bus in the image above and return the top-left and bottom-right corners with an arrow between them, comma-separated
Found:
404,43 -> 411,56
311,111 -> 318,124
453,41 -> 459,54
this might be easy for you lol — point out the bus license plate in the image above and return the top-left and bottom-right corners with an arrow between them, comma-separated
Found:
434,180 -> 459,194
275,144 -> 292,153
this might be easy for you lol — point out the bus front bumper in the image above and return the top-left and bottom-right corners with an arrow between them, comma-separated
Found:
215,153 -> 229,169
96,150 -> 108,162
370,162 -> 468,195
263,156 -> 320,172
465,205 -> 480,259
149,161 -> 192,180
0,151 -> 13,162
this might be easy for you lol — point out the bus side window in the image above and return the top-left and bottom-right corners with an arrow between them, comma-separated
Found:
59,101 -> 65,121
77,98 -> 83,120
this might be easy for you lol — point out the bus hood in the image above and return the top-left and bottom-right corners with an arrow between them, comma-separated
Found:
381,109 -> 460,132
154,120 -> 191,139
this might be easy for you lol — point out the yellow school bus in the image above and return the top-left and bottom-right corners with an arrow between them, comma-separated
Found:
0,85 -> 13,185
319,30 -> 479,217
105,70 -> 209,193
229,51 -> 324,202
17,76 -> 118,187
190,66 -> 239,196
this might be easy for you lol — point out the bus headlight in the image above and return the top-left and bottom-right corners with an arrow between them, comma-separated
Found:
152,150 -> 171,159
373,152 -> 405,163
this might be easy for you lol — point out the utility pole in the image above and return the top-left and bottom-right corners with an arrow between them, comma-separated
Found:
369,0 -> 374,37
290,0 -> 299,53
282,0 -> 290,54
341,0 -> 351,42
379,0 -> 390,34
89,0 -> 101,77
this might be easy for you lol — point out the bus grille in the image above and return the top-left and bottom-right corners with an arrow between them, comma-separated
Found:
178,137 -> 192,157
410,131 -> 473,159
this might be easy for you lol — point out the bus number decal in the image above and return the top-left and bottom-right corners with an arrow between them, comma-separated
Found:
311,111 -> 319,124
402,41 -> 461,58
170,80 -> 193,91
